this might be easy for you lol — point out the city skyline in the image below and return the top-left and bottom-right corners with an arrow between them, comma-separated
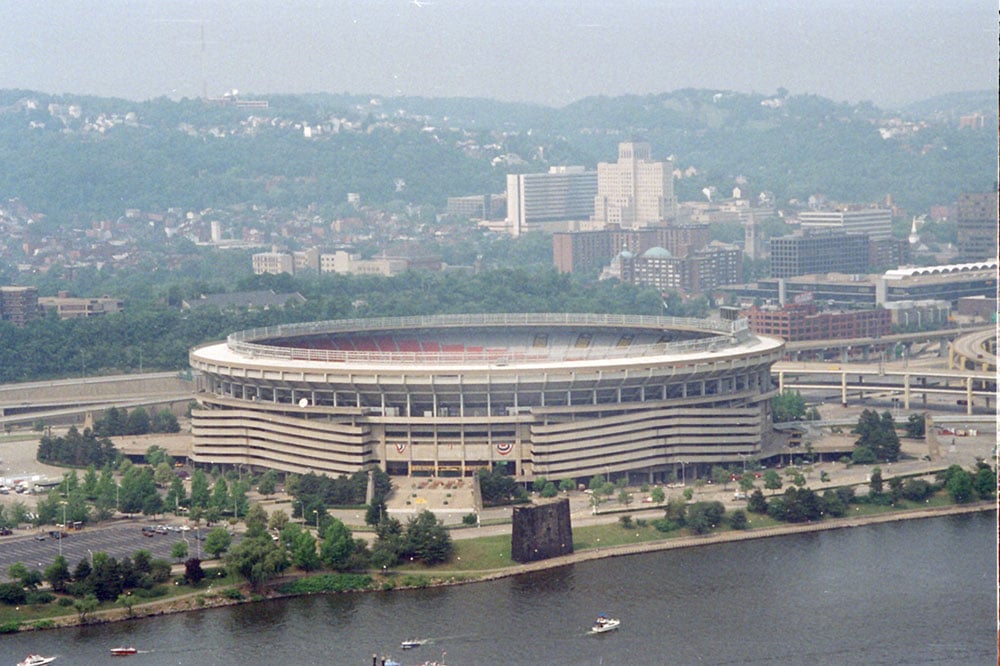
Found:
0,0 -> 995,109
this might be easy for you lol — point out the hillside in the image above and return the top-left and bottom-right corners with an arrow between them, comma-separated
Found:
0,88 -> 994,223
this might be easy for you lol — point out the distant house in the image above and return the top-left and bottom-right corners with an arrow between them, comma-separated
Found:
181,290 -> 306,311
39,292 -> 124,319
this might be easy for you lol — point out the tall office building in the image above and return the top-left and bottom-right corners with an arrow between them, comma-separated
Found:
594,142 -> 676,228
769,230 -> 871,278
0,286 -> 39,327
798,208 -> 893,241
956,190 -> 999,261
505,167 -> 597,236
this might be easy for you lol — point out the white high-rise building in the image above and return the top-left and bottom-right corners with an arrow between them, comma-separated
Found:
798,208 -> 893,241
505,167 -> 598,236
594,142 -> 676,229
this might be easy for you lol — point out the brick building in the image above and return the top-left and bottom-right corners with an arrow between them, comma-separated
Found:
741,302 -> 892,342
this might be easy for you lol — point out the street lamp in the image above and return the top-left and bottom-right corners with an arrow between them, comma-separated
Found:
313,509 -> 319,534
59,501 -> 67,557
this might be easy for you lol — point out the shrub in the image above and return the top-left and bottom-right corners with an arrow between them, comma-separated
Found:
133,585 -> 168,599
651,518 -> 681,533
27,590 -> 55,605
0,621 -> 21,634
729,510 -> 748,530
221,588 -> 244,600
461,513 -> 477,526
901,479 -> 934,502
57,597 -> 74,607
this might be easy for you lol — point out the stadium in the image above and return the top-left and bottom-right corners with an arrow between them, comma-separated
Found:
189,313 -> 784,484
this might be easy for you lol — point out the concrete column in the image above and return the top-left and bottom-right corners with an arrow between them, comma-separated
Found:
841,372 -> 848,407
903,374 -> 910,410
966,377 -> 973,415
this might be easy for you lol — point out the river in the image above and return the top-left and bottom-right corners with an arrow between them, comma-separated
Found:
4,512 -> 995,665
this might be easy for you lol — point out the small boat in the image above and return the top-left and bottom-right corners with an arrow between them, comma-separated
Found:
400,638 -> 427,649
17,656 -> 56,666
590,613 -> 621,634
110,647 -> 138,656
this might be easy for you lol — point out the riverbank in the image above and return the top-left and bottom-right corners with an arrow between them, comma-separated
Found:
16,500 -> 994,632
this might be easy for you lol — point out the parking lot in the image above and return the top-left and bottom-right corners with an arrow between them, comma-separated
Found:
0,520 -> 229,577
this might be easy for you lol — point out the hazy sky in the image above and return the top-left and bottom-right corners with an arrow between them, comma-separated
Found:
2,0 -> 996,108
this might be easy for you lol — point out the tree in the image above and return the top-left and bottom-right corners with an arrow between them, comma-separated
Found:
171,540 -> 189,562
145,445 -> 171,467
73,594 -> 99,624
154,462 -> 175,488
117,592 -> 136,618
664,496 -> 687,525
905,413 -> 925,438
869,467 -> 884,496
151,409 -> 180,433
649,486 -> 665,505
210,477 -> 230,512
257,470 -> 278,497
165,474 -> 187,514
184,558 -> 205,586
763,470 -> 782,494
44,555 -> 71,593
558,478 -> 576,493
772,390 -> 807,422
119,465 -> 157,516
973,464 -> 996,499
226,535 -> 289,593
82,465 -> 99,500
125,407 -> 151,436
204,527 -> 233,558
710,466 -> 731,490
686,501 -> 725,535
190,469 -> 210,509
945,467 -> 974,503
852,409 -> 901,462
241,503 -> 268,538
540,481 -> 558,498
616,488 -> 632,507
320,518 -> 355,570
402,510 -> 453,565
268,510 -> 290,533
289,526 -> 321,571
747,488 -> 768,514
729,509 -> 749,530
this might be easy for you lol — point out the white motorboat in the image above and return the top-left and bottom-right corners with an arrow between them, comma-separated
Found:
400,638 -> 427,649
589,614 -> 620,634
18,656 -> 57,666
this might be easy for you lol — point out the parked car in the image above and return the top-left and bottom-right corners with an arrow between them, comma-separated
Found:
0,528 -> 12,536
34,533 -> 46,541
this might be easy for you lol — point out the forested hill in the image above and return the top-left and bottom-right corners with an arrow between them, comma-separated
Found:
0,87 -> 995,223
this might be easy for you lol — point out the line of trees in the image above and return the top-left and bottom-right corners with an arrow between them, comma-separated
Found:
93,406 -> 180,437
36,426 -> 119,468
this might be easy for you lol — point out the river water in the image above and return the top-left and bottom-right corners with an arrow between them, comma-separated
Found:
3,512 -> 995,666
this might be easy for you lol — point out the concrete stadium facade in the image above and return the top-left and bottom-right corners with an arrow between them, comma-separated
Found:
188,314 -> 784,483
